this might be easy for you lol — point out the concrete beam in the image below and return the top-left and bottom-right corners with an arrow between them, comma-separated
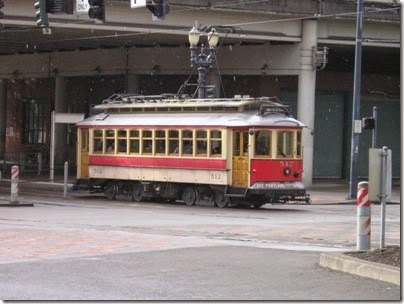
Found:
0,44 -> 301,79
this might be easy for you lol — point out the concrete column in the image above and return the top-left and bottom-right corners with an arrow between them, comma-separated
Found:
297,19 -> 318,187
127,74 -> 140,93
206,72 -> 221,98
0,79 -> 6,159
55,76 -> 67,166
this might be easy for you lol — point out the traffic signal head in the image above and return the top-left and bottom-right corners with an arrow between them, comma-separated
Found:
88,0 -> 105,21
34,0 -> 49,27
147,0 -> 170,20
47,0 -> 74,15
0,0 -> 4,19
362,117 -> 375,130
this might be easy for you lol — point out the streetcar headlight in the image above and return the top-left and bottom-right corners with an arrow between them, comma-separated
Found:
294,171 -> 300,178
283,168 -> 291,176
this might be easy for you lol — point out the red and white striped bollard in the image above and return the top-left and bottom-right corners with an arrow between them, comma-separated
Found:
10,165 -> 19,204
357,181 -> 371,250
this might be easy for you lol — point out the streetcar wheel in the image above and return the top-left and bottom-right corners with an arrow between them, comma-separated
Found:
132,183 -> 143,202
182,186 -> 198,206
214,190 -> 228,208
105,182 -> 118,200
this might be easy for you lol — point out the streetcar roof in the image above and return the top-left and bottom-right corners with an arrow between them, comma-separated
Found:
76,111 -> 305,128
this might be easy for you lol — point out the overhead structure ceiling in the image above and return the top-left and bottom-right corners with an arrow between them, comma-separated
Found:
0,0 -> 400,73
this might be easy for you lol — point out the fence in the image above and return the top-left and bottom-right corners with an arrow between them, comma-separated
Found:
0,151 -> 50,176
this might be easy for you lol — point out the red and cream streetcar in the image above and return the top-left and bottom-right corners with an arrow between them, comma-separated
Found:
74,93 -> 310,208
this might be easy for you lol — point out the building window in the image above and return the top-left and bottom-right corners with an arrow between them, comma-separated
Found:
23,99 -> 47,144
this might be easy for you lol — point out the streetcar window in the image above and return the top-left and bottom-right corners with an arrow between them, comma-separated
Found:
233,132 -> 240,156
81,129 -> 89,153
155,130 -> 167,155
277,131 -> 293,158
196,130 -> 207,156
296,131 -> 302,158
142,130 -> 153,154
210,130 -> 222,157
117,130 -> 127,154
93,130 -> 103,154
255,130 -> 271,157
168,130 -> 179,155
181,130 -> 193,156
93,139 -> 103,154
105,129 -> 115,154
130,130 -> 139,137
129,129 -> 140,155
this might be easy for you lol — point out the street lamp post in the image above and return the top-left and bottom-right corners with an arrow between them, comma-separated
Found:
188,26 -> 219,99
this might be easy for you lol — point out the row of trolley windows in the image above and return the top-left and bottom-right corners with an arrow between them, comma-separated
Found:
253,130 -> 302,159
91,128 -> 301,159
92,129 -> 223,157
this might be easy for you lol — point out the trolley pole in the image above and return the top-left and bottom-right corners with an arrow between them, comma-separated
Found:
357,181 -> 371,251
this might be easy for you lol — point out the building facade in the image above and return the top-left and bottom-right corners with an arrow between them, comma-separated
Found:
0,0 -> 400,184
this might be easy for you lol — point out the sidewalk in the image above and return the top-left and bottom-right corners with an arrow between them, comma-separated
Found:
0,174 -> 400,204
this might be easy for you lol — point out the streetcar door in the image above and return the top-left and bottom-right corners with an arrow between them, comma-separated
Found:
79,128 -> 89,179
232,130 -> 249,187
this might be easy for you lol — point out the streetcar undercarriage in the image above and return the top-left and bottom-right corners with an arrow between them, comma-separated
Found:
72,179 -> 310,208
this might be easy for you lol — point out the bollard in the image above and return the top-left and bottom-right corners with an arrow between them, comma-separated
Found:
63,161 -> 68,199
10,165 -> 19,204
357,181 -> 371,250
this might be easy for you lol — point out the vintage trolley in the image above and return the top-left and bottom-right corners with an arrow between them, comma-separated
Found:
74,94 -> 310,208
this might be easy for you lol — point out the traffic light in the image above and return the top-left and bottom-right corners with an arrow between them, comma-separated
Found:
34,0 -> 49,28
362,117 -> 375,130
47,0 -> 74,15
0,0 -> 4,19
147,0 -> 170,20
88,0 -> 105,21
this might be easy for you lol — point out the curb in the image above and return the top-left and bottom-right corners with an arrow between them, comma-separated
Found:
0,180 -> 73,192
319,252 -> 400,286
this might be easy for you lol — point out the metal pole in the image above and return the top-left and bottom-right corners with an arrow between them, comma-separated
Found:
372,106 -> 377,148
380,146 -> 388,249
64,161 -> 68,199
50,111 -> 55,182
198,66 -> 207,99
348,0 -> 364,199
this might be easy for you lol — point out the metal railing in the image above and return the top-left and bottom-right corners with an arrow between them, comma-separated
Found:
0,151 -> 49,175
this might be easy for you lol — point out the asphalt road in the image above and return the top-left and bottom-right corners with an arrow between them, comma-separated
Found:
0,190 -> 400,300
